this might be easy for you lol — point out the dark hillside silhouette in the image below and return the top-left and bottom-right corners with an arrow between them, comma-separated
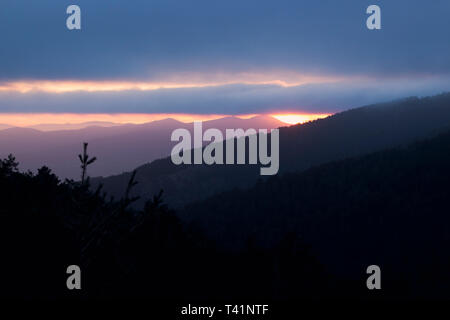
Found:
182,128 -> 450,299
95,93 -> 450,209
2,125 -> 450,299
2,93 -> 450,300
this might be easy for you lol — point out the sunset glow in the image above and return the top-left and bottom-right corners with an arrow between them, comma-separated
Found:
271,113 -> 330,124
0,112 -> 332,129
0,113 -> 227,128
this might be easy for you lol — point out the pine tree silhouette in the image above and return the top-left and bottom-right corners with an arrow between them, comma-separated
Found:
78,142 -> 97,184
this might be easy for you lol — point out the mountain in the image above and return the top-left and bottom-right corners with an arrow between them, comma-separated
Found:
203,115 -> 285,130
94,93 -> 450,209
4,106 -> 450,299
27,121 -> 122,131
180,127 -> 450,298
0,116 -> 285,180
3,94 -> 450,299
0,124 -> 12,131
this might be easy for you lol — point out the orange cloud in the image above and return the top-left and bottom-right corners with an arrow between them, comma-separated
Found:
0,71 -> 350,93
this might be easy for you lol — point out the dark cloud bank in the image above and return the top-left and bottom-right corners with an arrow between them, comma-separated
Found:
0,0 -> 449,113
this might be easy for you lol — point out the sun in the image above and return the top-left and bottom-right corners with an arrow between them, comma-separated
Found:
271,113 -> 330,125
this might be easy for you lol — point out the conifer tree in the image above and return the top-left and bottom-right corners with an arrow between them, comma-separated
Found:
78,142 -> 97,184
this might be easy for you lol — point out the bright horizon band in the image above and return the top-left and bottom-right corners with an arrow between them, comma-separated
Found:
0,113 -> 331,128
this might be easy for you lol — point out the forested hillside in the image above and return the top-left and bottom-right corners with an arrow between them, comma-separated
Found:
0,150 -> 336,300
182,128 -> 450,298
2,124 -> 450,299
2,93 -> 450,300
94,93 -> 450,210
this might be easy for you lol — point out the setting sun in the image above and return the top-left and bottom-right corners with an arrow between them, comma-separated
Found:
271,113 -> 330,124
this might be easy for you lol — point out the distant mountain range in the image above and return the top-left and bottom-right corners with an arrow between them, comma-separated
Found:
0,115 -> 285,179
27,121 -> 123,131
0,124 -> 13,131
92,93 -> 450,210
0,121 -> 122,132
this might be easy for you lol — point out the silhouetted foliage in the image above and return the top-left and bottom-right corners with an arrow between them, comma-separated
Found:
78,142 -> 97,185
0,146 -> 332,300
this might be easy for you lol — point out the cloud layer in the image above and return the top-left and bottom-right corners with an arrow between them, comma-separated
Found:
1,77 -> 449,114
0,0 -> 449,113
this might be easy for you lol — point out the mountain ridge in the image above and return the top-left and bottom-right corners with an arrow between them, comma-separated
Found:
0,115 -> 285,179
93,93 -> 450,210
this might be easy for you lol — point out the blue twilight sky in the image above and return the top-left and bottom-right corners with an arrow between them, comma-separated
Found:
0,0 -> 449,114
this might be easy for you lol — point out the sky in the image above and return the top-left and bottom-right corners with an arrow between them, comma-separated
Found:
0,0 -> 449,124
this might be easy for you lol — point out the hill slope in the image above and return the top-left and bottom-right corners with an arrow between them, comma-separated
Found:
95,93 -> 450,209
181,127 -> 450,298
0,116 -> 284,179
